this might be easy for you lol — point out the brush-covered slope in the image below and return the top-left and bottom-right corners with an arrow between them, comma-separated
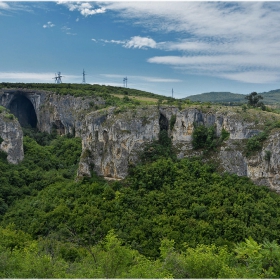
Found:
185,89 -> 280,105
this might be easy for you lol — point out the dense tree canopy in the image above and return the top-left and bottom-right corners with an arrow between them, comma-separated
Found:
1,124 -> 280,277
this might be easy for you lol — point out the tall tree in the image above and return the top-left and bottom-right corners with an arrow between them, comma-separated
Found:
245,92 -> 264,108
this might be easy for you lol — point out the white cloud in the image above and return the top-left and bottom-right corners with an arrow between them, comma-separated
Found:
100,39 -> 125,45
100,74 -> 181,83
58,1 -> 106,17
0,2 -> 10,10
99,2 -> 280,84
0,72 -> 80,82
97,36 -> 157,50
124,36 -> 157,49
221,71 -> 280,84
0,72 -> 57,81
43,21 -> 55,28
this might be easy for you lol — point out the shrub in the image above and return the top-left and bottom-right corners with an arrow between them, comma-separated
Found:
170,115 -> 176,130
264,150 -> 272,162
192,124 -> 216,150
245,131 -> 268,156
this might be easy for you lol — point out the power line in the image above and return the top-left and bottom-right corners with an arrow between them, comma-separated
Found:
123,77 -> 127,88
53,71 -> 63,84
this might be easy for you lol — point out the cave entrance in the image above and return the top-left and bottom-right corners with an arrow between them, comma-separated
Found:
9,95 -> 37,128
159,113 -> 169,131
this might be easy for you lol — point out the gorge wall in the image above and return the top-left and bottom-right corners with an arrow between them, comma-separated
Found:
1,88 -> 280,192
0,108 -> 23,164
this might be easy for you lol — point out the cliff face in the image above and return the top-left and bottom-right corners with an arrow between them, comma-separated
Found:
1,88 -> 280,192
78,106 -> 280,192
0,108 -> 23,164
0,89 -> 103,135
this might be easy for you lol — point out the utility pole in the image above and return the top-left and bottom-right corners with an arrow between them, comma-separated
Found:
82,69 -> 86,84
53,72 -> 63,84
123,77 -> 127,88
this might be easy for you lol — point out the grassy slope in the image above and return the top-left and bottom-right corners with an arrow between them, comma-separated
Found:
185,89 -> 280,105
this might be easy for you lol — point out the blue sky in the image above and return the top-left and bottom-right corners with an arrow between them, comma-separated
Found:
1,1 -> 280,98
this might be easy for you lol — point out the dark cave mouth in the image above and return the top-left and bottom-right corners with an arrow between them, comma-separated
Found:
8,95 -> 37,128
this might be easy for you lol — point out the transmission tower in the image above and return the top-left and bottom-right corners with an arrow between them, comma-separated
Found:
82,69 -> 86,84
123,76 -> 127,88
53,72 -> 63,84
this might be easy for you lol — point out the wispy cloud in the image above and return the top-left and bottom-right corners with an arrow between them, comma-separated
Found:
57,1 -> 105,17
0,72 -> 80,82
124,36 -> 157,49
61,26 -> 76,35
0,1 -> 33,15
99,1 -> 280,84
95,36 -> 157,50
0,72 -> 57,82
43,21 -> 55,28
0,2 -> 10,10
101,74 -> 182,83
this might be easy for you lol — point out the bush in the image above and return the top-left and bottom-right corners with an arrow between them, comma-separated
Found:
192,124 -> 216,150
170,115 -> 176,130
246,131 -> 268,156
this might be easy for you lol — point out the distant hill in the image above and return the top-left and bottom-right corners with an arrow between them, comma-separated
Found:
184,89 -> 280,105
185,92 -> 246,104
260,89 -> 280,105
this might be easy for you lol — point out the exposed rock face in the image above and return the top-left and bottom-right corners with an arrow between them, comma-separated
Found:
0,89 -> 103,135
0,110 -> 24,164
1,88 -> 280,192
78,107 -> 160,179
78,106 -> 280,192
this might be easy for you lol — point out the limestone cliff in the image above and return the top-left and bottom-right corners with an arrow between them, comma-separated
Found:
1,88 -> 280,192
78,105 -> 280,192
0,107 -> 23,164
0,88 -> 103,135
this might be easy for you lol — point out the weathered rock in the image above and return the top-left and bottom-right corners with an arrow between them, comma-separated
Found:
1,88 -> 280,192
0,109 -> 24,164
0,88 -> 103,135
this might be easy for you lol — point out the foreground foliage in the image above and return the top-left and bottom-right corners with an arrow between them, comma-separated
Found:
1,226 -> 280,278
1,129 -> 280,277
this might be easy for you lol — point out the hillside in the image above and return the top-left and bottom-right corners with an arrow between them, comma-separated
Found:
185,89 -> 280,105
186,91 -> 246,104
2,83 -> 280,277
1,125 -> 280,277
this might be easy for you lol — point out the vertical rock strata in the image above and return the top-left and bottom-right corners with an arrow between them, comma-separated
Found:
0,111 -> 24,164
1,88 -> 280,191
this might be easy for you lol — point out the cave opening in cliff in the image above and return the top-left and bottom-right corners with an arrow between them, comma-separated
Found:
8,95 -> 37,128
159,113 -> 169,131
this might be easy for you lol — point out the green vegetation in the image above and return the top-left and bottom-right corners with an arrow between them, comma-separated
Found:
140,130 -> 176,163
186,91 -> 247,105
245,119 -> 280,157
0,130 -> 82,216
1,128 -> 280,278
185,89 -> 280,107
0,82 -> 179,108
169,114 -> 176,130
245,92 -> 265,109
191,124 -> 230,151
245,131 -> 268,156
2,83 -> 280,276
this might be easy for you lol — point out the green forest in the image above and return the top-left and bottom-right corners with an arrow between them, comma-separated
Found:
1,125 -> 280,278
1,83 -> 280,277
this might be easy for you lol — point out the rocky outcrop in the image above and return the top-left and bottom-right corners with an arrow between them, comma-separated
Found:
78,105 -> 280,192
0,108 -> 23,164
0,89 -> 103,135
1,88 -> 280,192
77,106 -> 160,179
